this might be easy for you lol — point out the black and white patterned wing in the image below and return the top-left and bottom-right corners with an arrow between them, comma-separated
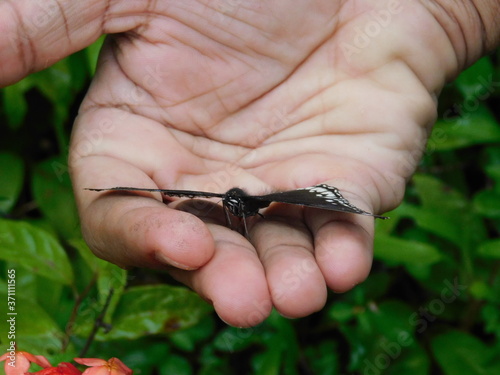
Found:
85,187 -> 226,199
252,184 -> 388,219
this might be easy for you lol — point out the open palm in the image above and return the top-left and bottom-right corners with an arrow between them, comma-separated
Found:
69,0 -> 457,326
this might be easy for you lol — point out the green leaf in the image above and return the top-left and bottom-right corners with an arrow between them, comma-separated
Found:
86,35 -> 105,75
0,289 -> 65,357
198,346 -> 231,375
409,175 -> 486,248
482,303 -> 500,337
362,272 -> 392,300
329,301 -> 356,323
32,156 -> 80,238
32,50 -> 91,116
266,313 -> 300,375
79,340 -> 166,375
0,219 -> 73,284
374,234 -> 443,266
398,204 -> 463,247
477,239 -> 500,258
252,334 -> 283,375
159,354 -> 193,375
454,57 -> 495,100
340,300 -> 426,374
0,152 -> 24,213
32,60 -> 72,110
430,104 -> 500,150
69,237 -> 103,269
473,190 -> 500,218
1,79 -> 33,129
368,301 -> 416,340
34,274 -> 65,317
169,315 -> 215,352
66,51 -> 92,93
383,344 -> 429,375
213,325 -> 262,353
96,262 -> 127,318
412,174 -> 467,211
375,208 -> 401,234
69,238 -> 127,319
484,165 -> 500,189
102,285 -> 211,340
469,281 -> 496,301
431,330 -> 500,375
303,340 -> 339,375
485,146 -> 500,165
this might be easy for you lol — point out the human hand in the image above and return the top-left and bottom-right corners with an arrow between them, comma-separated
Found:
3,0 -> 498,327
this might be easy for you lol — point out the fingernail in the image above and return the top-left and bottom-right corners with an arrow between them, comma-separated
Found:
155,252 -> 197,270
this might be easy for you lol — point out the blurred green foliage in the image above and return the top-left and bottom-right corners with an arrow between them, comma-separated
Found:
0,37 -> 499,374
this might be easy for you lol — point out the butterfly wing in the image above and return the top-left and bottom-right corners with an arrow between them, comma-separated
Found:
85,185 -> 388,219
252,184 -> 388,219
85,187 -> 226,199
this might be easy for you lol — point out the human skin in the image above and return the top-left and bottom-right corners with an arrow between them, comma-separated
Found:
1,0 -> 499,327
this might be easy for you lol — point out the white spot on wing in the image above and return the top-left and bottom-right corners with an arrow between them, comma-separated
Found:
298,184 -> 364,210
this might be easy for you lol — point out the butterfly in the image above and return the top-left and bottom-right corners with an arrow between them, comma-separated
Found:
86,184 -> 388,234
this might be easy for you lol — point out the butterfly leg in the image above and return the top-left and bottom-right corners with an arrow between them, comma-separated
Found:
241,213 -> 250,238
222,202 -> 233,229
221,200 -> 252,237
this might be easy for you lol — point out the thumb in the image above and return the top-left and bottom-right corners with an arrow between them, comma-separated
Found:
0,0 -> 146,87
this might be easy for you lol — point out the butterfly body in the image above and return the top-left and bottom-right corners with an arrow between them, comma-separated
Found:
220,188 -> 268,218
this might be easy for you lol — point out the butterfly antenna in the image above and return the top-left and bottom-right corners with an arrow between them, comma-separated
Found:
369,213 -> 390,220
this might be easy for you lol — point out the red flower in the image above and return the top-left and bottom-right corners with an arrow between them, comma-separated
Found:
0,351 -> 51,375
28,362 -> 82,375
74,358 -> 132,375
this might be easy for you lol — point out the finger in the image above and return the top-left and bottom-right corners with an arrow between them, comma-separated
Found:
251,205 -> 327,318
72,142 -> 218,269
0,1 -> 146,86
305,208 -> 374,292
81,192 -> 215,270
169,225 -> 272,328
